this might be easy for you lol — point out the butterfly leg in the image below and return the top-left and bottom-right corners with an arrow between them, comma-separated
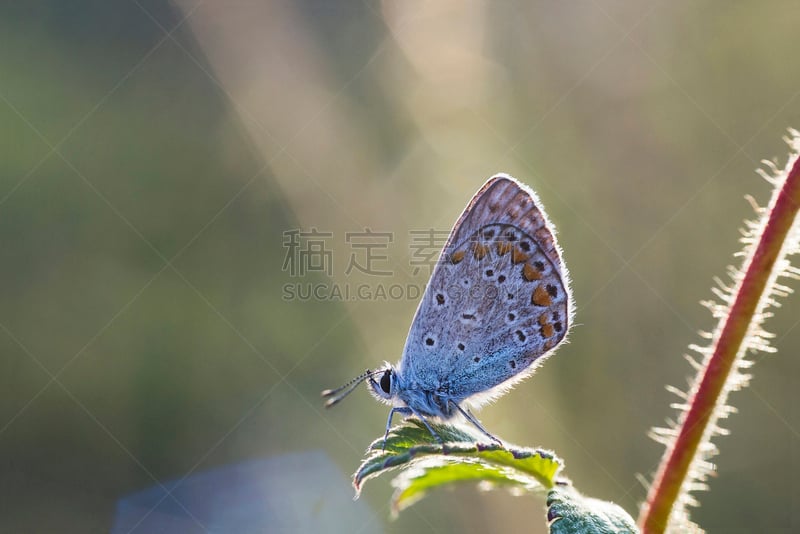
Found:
453,402 -> 503,445
383,406 -> 444,449
382,406 -> 411,450
406,405 -> 444,444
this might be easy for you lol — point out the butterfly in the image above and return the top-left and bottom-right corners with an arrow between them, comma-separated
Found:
322,174 -> 572,445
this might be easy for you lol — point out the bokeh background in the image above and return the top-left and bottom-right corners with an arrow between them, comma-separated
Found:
2,1 -> 799,532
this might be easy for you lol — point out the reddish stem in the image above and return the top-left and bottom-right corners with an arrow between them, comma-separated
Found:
639,152 -> 800,533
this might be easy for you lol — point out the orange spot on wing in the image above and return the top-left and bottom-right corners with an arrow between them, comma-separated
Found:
496,241 -> 512,256
531,285 -> 552,307
541,323 -> 555,338
538,313 -> 549,325
472,242 -> 489,260
451,250 -> 465,264
523,263 -> 541,281
511,247 -> 529,265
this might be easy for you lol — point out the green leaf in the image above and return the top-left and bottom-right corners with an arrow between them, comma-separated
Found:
546,485 -> 639,534
353,419 -> 562,514
392,458 -> 533,516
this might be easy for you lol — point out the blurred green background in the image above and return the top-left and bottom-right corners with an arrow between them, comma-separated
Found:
2,1 -> 799,532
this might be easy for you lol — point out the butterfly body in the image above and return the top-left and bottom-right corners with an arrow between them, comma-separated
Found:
324,174 -> 571,444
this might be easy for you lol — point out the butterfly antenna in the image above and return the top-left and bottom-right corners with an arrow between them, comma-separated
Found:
321,369 -> 377,408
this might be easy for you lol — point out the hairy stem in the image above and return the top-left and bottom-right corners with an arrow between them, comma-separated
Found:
639,150 -> 800,532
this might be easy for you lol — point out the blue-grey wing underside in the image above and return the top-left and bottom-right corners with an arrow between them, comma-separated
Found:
400,175 -> 571,403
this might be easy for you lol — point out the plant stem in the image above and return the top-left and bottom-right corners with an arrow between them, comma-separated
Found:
639,152 -> 800,533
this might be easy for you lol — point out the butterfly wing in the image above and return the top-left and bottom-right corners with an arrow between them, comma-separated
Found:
399,174 -> 571,404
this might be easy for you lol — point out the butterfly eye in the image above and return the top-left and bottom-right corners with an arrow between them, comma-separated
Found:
380,370 -> 392,394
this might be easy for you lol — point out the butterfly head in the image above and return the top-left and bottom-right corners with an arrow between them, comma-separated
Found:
367,366 -> 398,404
